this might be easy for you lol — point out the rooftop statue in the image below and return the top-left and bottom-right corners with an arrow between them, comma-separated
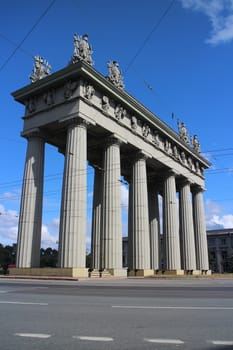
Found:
190,134 -> 201,153
30,56 -> 51,83
107,61 -> 124,89
177,120 -> 189,144
71,33 -> 93,65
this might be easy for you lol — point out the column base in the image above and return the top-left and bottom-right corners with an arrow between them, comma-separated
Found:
184,270 -> 201,275
107,268 -> 128,277
201,270 -> 212,275
161,269 -> 184,276
9,267 -> 89,278
128,269 -> 154,277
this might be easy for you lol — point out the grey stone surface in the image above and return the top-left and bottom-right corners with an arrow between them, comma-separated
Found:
179,181 -> 197,271
193,186 -> 209,271
163,172 -> 181,271
12,60 -> 211,277
58,118 -> 87,268
128,153 -> 151,270
148,183 -> 160,270
91,168 -> 103,270
101,138 -> 122,270
16,134 -> 44,268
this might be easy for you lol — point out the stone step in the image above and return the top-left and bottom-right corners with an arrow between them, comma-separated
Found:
88,269 -> 113,278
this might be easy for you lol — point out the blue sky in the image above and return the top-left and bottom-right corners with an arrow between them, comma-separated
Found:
1,0 -> 233,248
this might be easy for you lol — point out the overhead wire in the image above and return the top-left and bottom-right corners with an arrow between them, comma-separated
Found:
0,0 -> 57,73
123,0 -> 176,74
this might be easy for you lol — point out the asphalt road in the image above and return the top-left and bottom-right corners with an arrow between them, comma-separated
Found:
0,277 -> 233,349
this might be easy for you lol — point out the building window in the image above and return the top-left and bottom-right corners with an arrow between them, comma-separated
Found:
208,239 -> 215,246
221,238 -> 226,245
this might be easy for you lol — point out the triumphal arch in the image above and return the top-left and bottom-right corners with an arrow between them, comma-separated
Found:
12,34 -> 211,278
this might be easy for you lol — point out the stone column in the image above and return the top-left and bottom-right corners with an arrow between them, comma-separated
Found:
179,180 -> 198,273
91,167 -> 103,270
148,182 -> 160,271
192,185 -> 210,273
101,137 -> 126,276
163,171 -> 183,273
128,152 -> 153,276
58,118 -> 88,275
16,131 -> 45,268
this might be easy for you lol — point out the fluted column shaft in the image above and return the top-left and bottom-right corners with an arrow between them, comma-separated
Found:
128,154 -> 150,270
163,172 -> 181,270
101,138 -> 122,269
58,118 -> 87,268
16,134 -> 45,268
179,181 -> 197,270
148,183 -> 160,270
192,186 -> 209,271
91,168 -> 103,269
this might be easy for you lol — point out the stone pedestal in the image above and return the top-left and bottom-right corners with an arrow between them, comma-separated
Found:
16,133 -> 44,268
9,268 -> 88,278
161,269 -> 184,276
128,269 -> 154,277
58,118 -> 87,268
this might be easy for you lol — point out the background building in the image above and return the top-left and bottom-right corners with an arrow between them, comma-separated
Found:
208,228 -> 233,273
123,229 -> 233,274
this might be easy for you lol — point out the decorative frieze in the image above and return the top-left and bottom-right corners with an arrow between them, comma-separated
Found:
26,97 -> 36,113
102,95 -> 110,112
152,131 -> 160,147
114,104 -> 126,120
142,123 -> 150,138
84,83 -> 95,100
131,116 -> 137,131
64,81 -> 78,99
44,89 -> 55,106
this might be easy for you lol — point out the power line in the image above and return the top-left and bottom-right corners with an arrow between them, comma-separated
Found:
0,0 -> 56,73
0,32 -> 33,59
124,0 -> 175,74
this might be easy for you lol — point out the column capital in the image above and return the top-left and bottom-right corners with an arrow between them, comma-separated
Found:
59,116 -> 89,129
104,133 -> 128,148
177,178 -> 192,191
21,128 -> 44,140
105,135 -> 122,147
133,150 -> 151,162
163,169 -> 177,179
192,184 -> 206,194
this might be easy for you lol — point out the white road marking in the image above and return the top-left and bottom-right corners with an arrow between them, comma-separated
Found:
0,301 -> 48,305
144,338 -> 184,344
112,305 -> 233,310
73,336 -> 114,342
14,333 -> 51,339
211,340 -> 233,346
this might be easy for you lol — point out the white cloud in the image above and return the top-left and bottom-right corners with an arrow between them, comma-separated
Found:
206,214 -> 233,229
41,225 -> 58,248
179,0 -> 233,45
0,204 -> 19,245
205,198 -> 233,229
